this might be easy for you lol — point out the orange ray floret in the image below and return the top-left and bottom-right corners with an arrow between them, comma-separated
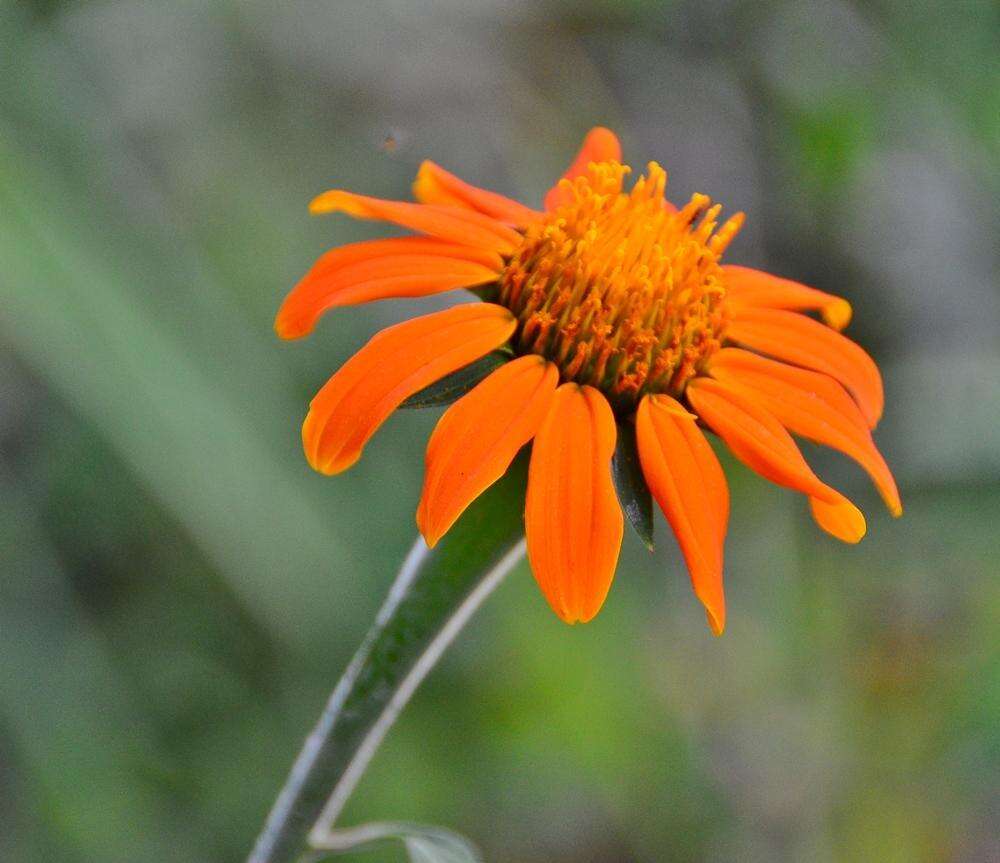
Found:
687,377 -> 866,543
303,303 -> 515,475
708,349 -> 901,516
727,307 -> 884,428
636,394 -> 728,635
309,189 -> 523,255
544,126 -> 623,212
418,355 -> 559,547
413,160 -> 542,226
277,253 -> 500,339
277,236 -> 505,339
304,236 -> 505,277
723,265 -> 852,331
525,384 -> 623,623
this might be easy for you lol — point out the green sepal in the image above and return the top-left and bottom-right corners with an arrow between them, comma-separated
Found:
400,350 -> 512,409
612,421 -> 654,551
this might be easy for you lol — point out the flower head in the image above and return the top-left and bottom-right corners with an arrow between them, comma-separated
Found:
277,127 -> 900,633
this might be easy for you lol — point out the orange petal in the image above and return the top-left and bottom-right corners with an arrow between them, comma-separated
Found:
417,355 -> 558,547
636,395 -> 728,635
302,236 -> 505,277
544,126 -> 623,212
413,161 -> 542,226
726,307 -> 884,428
276,251 -> 501,339
309,189 -> 523,255
303,303 -> 516,475
708,348 -> 901,516
525,384 -> 624,623
687,377 -> 866,542
810,496 -> 866,544
723,265 -> 852,330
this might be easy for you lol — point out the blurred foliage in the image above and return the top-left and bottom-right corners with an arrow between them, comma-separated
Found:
0,1 -> 997,862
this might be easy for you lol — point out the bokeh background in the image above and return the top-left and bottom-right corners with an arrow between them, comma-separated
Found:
2,1 -> 998,861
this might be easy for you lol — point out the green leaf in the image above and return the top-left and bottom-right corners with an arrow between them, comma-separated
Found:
400,350 -> 512,409
612,422 -> 654,551
311,822 -> 481,863
247,457 -> 528,863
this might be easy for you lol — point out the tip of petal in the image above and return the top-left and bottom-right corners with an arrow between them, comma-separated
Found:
420,529 -> 441,550
706,607 -> 725,636
552,604 -> 601,625
823,299 -> 853,331
875,472 -> 903,518
309,189 -> 359,216
411,161 -> 442,203
302,412 -> 359,476
582,126 -> 622,158
274,312 -> 310,340
810,496 -> 867,544
541,584 -> 611,625
415,508 -> 443,549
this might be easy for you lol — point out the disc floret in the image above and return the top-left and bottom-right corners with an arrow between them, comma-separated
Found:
499,161 -> 744,411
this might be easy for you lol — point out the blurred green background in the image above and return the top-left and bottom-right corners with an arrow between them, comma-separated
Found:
1,1 -> 998,861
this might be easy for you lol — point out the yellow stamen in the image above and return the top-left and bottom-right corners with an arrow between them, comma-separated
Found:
498,161 -> 744,411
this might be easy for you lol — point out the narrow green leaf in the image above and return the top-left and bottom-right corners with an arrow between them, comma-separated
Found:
400,350 -> 512,409
612,422 -> 654,551
247,456 -> 528,863
405,829 -> 482,863
311,822 -> 481,863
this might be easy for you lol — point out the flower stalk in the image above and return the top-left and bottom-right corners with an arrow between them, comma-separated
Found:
247,459 -> 528,863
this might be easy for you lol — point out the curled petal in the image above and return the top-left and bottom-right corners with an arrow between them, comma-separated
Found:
726,307 -> 884,428
413,160 -> 542,226
526,385 -> 623,623
418,355 -> 559,547
723,265 -> 852,330
636,395 -> 728,635
708,348 -> 901,516
687,377 -> 866,543
544,127 -> 623,211
303,304 -> 515,475
309,189 -> 523,255
277,250 -> 501,339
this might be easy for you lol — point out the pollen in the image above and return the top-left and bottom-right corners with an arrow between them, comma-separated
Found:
498,161 -> 744,411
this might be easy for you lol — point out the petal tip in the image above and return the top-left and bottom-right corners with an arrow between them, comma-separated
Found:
583,126 -> 622,157
421,530 -> 441,550
274,313 -> 309,340
411,161 -> 435,197
308,191 -> 337,214
416,506 -> 445,549
309,189 -> 360,216
302,414 -> 358,476
810,496 -> 867,544
415,508 -> 434,548
824,299 -> 853,331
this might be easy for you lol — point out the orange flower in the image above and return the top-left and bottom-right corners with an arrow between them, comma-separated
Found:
277,127 -> 900,633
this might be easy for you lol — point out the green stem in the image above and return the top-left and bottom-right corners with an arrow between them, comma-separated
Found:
247,459 -> 528,863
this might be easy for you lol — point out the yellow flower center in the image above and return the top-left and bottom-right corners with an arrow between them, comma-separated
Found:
498,161 -> 744,411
